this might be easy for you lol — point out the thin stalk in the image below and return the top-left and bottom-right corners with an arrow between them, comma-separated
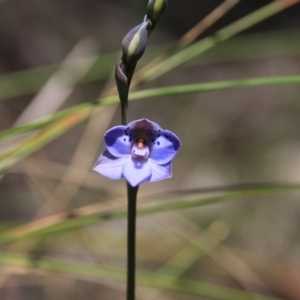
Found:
122,80 -> 138,300
126,183 -> 138,300
118,45 -> 139,300
121,102 -> 128,125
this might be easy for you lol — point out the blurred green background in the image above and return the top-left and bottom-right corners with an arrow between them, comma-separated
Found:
0,0 -> 300,299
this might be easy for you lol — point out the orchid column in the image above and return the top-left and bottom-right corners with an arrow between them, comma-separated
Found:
93,1 -> 181,299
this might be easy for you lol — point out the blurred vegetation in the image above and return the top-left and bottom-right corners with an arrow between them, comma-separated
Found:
1,0 -> 300,299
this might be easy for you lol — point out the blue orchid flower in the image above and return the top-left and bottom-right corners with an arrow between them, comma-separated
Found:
93,118 -> 181,187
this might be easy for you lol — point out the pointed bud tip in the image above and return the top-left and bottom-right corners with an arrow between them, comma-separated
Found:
147,0 -> 167,27
121,22 -> 149,65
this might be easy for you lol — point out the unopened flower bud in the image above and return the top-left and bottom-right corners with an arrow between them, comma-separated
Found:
146,0 -> 167,30
121,21 -> 149,65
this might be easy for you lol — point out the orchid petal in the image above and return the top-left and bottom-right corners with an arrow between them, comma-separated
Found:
150,130 -> 181,164
149,160 -> 172,182
127,118 -> 161,132
104,125 -> 132,158
123,158 -> 152,187
93,150 -> 129,180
